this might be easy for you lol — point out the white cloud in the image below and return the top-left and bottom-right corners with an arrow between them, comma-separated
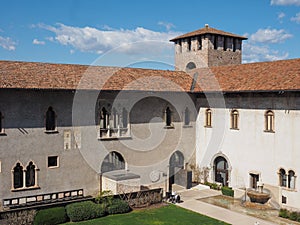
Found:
291,12 -> 300,23
37,23 -> 180,55
158,21 -> 175,31
249,28 -> 292,43
32,38 -> 45,45
243,42 -> 289,63
271,0 -> 300,5
0,35 -> 16,51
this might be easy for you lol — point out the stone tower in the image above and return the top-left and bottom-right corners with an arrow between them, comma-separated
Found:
170,24 -> 247,71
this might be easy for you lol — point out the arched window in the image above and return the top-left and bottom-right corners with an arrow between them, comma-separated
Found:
101,151 -> 125,173
187,38 -> 191,51
279,168 -> 287,187
46,107 -> 56,131
184,107 -> 190,126
288,170 -> 296,189
230,110 -> 239,129
265,110 -> 274,132
165,107 -> 172,127
186,62 -> 196,71
205,109 -> 212,127
25,161 -> 35,187
13,163 -> 23,189
214,156 -> 229,186
122,108 -> 128,128
100,107 -> 108,129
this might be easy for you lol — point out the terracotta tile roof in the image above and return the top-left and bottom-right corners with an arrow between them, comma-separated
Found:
0,58 -> 299,93
170,25 -> 247,42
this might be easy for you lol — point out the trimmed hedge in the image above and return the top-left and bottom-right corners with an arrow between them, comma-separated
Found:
204,182 -> 221,190
66,201 -> 106,222
33,206 -> 68,225
279,208 -> 300,222
221,186 -> 234,197
107,199 -> 131,215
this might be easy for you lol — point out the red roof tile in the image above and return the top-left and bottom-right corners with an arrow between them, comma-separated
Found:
0,59 -> 300,93
170,25 -> 247,42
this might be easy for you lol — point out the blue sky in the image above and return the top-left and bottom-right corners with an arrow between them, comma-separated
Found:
1,0 -> 300,69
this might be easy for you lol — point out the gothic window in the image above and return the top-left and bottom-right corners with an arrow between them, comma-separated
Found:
288,170 -> 296,189
165,107 -> 172,127
205,109 -> 212,127
25,162 -> 35,187
279,168 -> 287,187
45,106 -> 56,131
265,110 -> 274,132
13,163 -> 23,189
184,107 -> 190,126
230,110 -> 239,129
122,108 -> 128,128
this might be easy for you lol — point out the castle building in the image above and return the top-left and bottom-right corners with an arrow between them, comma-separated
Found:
0,25 -> 299,211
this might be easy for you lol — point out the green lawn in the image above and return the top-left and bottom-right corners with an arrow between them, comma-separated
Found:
63,204 -> 230,225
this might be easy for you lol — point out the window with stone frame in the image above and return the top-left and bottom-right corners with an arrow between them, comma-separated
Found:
279,168 -> 287,187
25,162 -> 36,187
265,110 -> 274,132
205,109 -> 212,127
288,170 -> 296,189
13,163 -> 23,189
48,156 -> 58,168
45,106 -> 56,131
230,109 -> 239,129
12,161 -> 38,190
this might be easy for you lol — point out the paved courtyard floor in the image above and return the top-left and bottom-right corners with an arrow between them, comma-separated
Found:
174,187 -> 299,225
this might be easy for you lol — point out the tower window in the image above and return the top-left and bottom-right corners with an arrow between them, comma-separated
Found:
230,110 -> 239,129
214,35 -> 218,50
45,106 -> 56,131
233,38 -> 236,52
265,110 -> 274,132
197,36 -> 202,50
178,40 -> 182,53
205,109 -> 212,127
187,38 -> 191,51
100,107 -> 109,129
223,36 -> 227,51
288,170 -> 296,189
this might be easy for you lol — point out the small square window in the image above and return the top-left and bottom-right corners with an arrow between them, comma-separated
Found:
48,156 -> 59,168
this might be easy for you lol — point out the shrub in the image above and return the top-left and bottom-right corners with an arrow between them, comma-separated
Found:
66,201 -> 106,222
204,182 -> 221,190
221,186 -> 234,197
279,208 -> 289,218
34,207 -> 68,225
107,199 -> 131,215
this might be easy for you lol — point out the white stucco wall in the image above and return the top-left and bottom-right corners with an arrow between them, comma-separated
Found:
196,107 -> 300,209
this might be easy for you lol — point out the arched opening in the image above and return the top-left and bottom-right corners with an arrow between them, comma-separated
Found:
279,168 -> 286,187
13,163 -> 23,189
165,107 -> 172,127
26,161 -> 36,187
186,62 -> 196,71
184,107 -> 190,126
101,151 -> 125,173
214,156 -> 229,186
169,151 -> 184,191
45,106 -> 56,131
